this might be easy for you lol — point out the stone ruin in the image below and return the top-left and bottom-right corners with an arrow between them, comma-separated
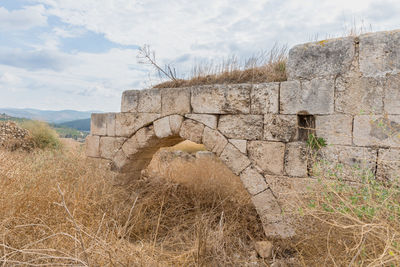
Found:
86,29 -> 400,238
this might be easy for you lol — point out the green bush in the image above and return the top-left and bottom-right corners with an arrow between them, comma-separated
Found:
19,121 -> 62,150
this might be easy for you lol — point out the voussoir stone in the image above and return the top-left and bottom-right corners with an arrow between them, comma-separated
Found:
185,114 -> 218,129
202,127 -> 228,156
240,165 -> 268,195
161,88 -> 191,115
287,36 -> 355,80
280,79 -> 334,115
99,136 -> 126,160
218,115 -> 263,140
154,116 -> 173,138
179,119 -> 205,144
219,143 -> 251,175
248,141 -> 285,175
169,115 -> 184,134
115,113 -> 160,137
229,139 -> 247,154
121,90 -> 139,113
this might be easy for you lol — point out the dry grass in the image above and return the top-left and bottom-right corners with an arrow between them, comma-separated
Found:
0,141 -> 266,266
152,45 -> 287,89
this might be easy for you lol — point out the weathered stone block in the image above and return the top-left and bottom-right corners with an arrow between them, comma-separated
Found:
240,165 -> 268,195
251,188 -> 281,214
161,88 -> 191,115
384,74 -> 400,114
251,83 -> 279,114
154,116 -> 172,138
91,113 -> 107,136
218,115 -> 263,140
121,90 -> 139,113
377,148 -> 400,182
111,149 -> 129,171
229,139 -> 247,154
138,89 -> 161,113
179,119 -> 204,144
115,113 -> 160,137
280,79 -> 334,115
135,126 -> 159,148
121,135 -> 139,158
219,143 -> 251,175
185,114 -> 218,129
285,142 -> 308,177
312,145 -> 377,181
248,141 -> 285,175
224,84 -> 251,113
353,115 -> 400,147
264,114 -> 298,142
169,115 -> 184,134
99,137 -> 126,160
359,30 -> 400,77
202,127 -> 228,156
287,36 -> 355,80
335,76 -> 384,115
191,84 -> 251,114
191,85 -> 225,113
315,115 -> 353,145
106,113 -> 116,136
86,135 -> 100,158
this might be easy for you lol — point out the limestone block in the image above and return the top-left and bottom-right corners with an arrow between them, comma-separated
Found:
161,88 -> 191,115
264,114 -> 298,142
121,90 -> 139,113
154,116 -> 173,138
185,114 -> 218,129
224,84 -> 251,113
138,89 -> 161,113
248,141 -> 285,175
218,115 -> 263,140
191,85 -> 226,113
251,188 -> 281,214
106,113 -> 116,136
359,30 -> 400,77
335,76 -> 384,115
377,148 -> 400,182
121,135 -> 139,158
135,126 -> 159,148
280,79 -> 334,115
86,135 -> 100,158
240,165 -> 268,195
284,142 -> 308,177
202,127 -> 228,156
315,115 -> 353,145
219,143 -> 251,175
91,113 -> 107,136
250,83 -> 279,114
169,115 -> 184,134
384,74 -> 400,114
312,145 -> 377,182
259,214 -> 295,239
111,149 -> 129,171
353,115 -> 400,147
229,139 -> 247,154
287,36 -> 355,80
115,113 -> 160,137
99,137 -> 126,160
191,84 -> 251,114
179,119 -> 204,144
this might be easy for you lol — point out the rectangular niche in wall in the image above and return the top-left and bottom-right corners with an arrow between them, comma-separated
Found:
297,114 -> 315,141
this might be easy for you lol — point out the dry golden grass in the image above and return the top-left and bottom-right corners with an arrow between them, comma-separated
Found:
0,141 -> 266,266
152,46 -> 287,89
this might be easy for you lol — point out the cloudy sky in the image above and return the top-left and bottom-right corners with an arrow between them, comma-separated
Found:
0,0 -> 399,112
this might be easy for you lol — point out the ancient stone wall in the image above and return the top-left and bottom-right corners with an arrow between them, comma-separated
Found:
86,29 -> 400,238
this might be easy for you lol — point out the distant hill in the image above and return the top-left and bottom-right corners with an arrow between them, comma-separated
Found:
0,108 -> 100,123
56,118 -> 91,132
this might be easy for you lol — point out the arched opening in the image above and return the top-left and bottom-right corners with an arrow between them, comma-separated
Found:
109,115 -> 294,241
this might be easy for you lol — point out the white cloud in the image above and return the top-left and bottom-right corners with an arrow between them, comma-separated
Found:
0,5 -> 47,31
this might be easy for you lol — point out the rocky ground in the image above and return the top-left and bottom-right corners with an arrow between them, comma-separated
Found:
0,121 -> 34,151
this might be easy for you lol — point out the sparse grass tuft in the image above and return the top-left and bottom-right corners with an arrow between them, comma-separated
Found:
19,120 -> 62,150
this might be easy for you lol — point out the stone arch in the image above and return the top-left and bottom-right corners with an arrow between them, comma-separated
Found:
104,114 -> 294,238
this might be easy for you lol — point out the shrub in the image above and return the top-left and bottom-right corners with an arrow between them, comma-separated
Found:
19,120 -> 62,150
